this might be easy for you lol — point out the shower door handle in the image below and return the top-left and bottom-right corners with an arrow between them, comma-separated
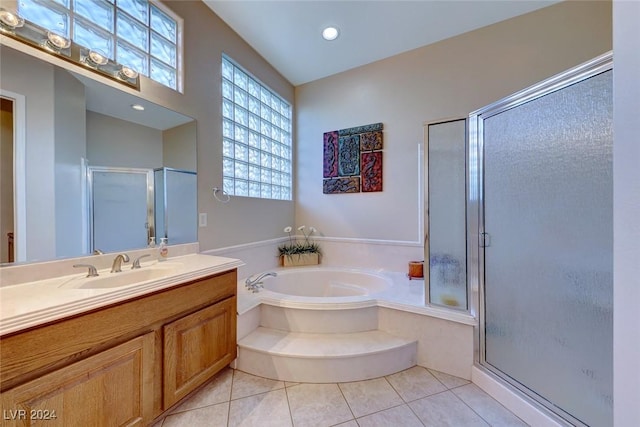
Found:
479,232 -> 491,248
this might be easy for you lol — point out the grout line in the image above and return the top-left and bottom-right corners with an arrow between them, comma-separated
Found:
283,382 -> 295,427
449,387 -> 493,426
226,369 -> 235,427
337,382 -> 358,423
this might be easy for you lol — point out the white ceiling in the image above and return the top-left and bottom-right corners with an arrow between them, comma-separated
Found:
204,1 -> 560,86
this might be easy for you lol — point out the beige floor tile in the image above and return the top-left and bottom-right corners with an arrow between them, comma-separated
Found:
356,404 -> 424,427
452,384 -> 528,426
228,389 -> 292,427
285,381 -> 300,388
333,421 -> 359,427
386,366 -> 447,402
162,402 -> 229,427
170,367 -> 233,413
409,391 -> 489,426
286,383 -> 353,427
428,369 -> 471,389
231,370 -> 285,400
339,377 -> 403,418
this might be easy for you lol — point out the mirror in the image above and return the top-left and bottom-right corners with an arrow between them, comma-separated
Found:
0,44 -> 197,265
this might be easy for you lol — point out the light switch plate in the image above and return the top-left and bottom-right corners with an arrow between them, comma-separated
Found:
198,213 -> 207,227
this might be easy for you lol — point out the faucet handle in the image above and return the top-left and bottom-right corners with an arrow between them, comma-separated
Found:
73,264 -> 99,277
131,254 -> 151,269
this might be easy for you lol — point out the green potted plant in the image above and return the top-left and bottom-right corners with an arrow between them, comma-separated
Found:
278,225 -> 321,266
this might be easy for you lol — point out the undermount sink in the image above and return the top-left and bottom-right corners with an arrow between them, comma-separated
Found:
63,263 -> 183,289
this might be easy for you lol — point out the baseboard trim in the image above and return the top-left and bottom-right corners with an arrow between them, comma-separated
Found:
471,365 -> 566,427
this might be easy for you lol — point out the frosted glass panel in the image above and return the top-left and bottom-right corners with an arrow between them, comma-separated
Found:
154,168 -> 196,244
483,70 -> 612,426
165,170 -> 197,244
92,171 -> 149,253
427,119 -> 467,309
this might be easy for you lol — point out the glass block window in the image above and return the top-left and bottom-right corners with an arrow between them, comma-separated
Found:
17,0 -> 182,91
222,56 -> 292,200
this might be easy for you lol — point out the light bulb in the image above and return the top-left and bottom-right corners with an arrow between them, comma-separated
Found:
0,10 -> 24,29
119,65 -> 139,79
87,49 -> 109,66
46,31 -> 71,50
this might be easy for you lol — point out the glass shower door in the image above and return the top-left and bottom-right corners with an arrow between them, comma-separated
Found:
426,119 -> 467,310
474,57 -> 613,426
154,167 -> 197,244
89,167 -> 154,253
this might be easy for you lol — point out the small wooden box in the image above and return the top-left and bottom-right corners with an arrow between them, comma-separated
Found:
281,253 -> 320,267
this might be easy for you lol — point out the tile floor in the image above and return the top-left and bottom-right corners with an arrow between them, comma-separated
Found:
153,366 -> 528,427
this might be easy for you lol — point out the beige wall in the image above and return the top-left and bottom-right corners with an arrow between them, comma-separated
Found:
86,112 -> 163,169
0,47 -> 56,261
54,68 -> 86,258
163,121 -> 197,172
136,1 -> 296,250
295,1 -> 612,241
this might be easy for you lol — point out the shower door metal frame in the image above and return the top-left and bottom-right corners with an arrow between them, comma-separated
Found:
468,51 -> 613,425
423,118 -> 471,312
153,167 -> 197,241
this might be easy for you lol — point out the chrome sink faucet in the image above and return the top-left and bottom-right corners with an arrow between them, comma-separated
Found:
110,253 -> 130,273
245,272 -> 277,293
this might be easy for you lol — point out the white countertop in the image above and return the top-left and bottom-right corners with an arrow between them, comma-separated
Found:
0,254 -> 243,336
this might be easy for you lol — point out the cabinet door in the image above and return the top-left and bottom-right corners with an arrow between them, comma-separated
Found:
163,296 -> 237,408
1,333 -> 154,427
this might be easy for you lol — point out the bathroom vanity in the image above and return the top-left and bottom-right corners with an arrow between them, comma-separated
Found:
0,253 -> 241,426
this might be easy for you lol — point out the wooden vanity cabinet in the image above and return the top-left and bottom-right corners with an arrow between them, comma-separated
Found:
1,334 -> 155,427
163,297 -> 236,408
0,269 -> 237,426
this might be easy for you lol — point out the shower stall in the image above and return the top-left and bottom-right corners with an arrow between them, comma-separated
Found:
425,52 -> 613,425
469,53 -> 613,426
88,166 -> 197,253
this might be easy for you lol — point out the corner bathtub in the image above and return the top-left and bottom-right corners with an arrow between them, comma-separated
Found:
258,267 -> 392,299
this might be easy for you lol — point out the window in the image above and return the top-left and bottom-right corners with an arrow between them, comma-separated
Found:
221,56 -> 292,200
17,0 -> 181,90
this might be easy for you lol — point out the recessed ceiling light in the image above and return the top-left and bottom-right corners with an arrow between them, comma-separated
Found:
322,26 -> 339,41
131,104 -> 145,111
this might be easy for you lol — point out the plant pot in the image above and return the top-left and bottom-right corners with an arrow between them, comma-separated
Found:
280,252 -> 320,267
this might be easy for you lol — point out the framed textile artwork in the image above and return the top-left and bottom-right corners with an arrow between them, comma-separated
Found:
323,123 -> 383,194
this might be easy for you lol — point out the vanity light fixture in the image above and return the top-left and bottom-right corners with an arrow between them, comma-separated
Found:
131,104 -> 145,111
0,11 -> 139,89
322,26 -> 339,41
45,31 -> 71,51
0,9 -> 24,31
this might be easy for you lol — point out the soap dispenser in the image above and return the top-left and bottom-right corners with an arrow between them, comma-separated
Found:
158,237 -> 168,261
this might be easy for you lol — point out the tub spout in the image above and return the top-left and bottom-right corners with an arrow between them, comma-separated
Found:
245,272 -> 277,293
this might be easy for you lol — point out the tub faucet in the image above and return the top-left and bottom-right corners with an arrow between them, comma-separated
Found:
110,253 -> 130,273
245,272 -> 277,293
